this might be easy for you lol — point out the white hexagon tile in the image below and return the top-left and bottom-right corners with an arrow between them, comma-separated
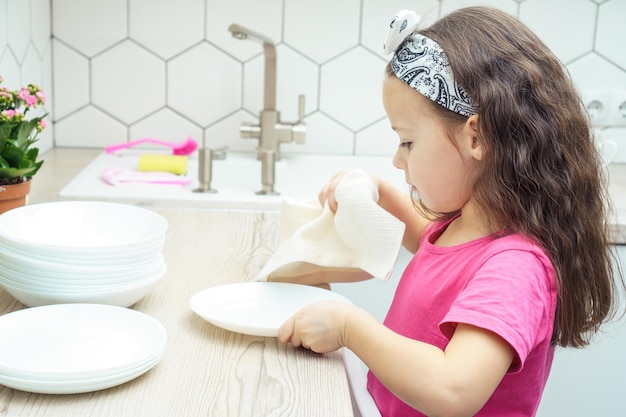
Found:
52,0 -> 127,57
129,108 -> 203,143
596,0 -> 626,70
0,2 -> 6,58
284,0 -> 360,64
520,0 -> 597,64
129,0 -> 205,60
168,42 -> 241,127
54,106 -> 126,148
51,41 -> 89,120
0,0 -> 624,156
30,0 -> 50,58
5,1 -> 30,69
320,47 -> 387,132
92,40 -> 166,125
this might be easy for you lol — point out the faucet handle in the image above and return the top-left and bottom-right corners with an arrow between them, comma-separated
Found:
240,121 -> 261,139
298,94 -> 305,122
293,94 -> 306,144
211,146 -> 229,160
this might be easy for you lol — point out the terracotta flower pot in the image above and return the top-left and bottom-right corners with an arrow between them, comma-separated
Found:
0,180 -> 31,215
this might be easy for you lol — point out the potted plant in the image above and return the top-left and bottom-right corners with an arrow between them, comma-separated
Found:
0,75 -> 47,213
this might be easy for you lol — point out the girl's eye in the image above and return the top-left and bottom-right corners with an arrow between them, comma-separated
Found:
399,141 -> 413,149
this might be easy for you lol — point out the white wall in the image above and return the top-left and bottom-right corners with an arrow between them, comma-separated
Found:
0,0 -> 53,153
536,245 -> 626,417
1,0 -> 624,157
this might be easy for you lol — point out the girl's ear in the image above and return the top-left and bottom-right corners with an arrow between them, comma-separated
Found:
464,115 -> 483,161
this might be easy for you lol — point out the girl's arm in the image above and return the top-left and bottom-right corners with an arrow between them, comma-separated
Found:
279,302 -> 514,417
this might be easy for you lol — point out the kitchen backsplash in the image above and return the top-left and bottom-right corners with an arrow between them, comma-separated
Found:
1,0 -> 625,158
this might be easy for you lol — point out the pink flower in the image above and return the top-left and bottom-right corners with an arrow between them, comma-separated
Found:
36,90 -> 46,104
24,95 -> 38,107
18,88 -> 29,100
0,77 -> 47,162
36,119 -> 47,132
0,109 -> 24,122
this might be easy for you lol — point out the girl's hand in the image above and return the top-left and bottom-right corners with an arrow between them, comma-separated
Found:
278,301 -> 358,353
318,170 -> 386,212
317,170 -> 348,213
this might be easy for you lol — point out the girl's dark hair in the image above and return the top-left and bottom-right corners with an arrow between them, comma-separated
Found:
398,6 -> 621,348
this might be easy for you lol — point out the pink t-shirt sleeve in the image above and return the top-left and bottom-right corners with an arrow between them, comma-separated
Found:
439,248 -> 555,372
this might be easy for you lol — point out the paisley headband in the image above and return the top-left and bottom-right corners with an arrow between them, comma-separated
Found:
384,10 -> 477,117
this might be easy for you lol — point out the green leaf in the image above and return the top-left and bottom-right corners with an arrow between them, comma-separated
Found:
0,113 -> 46,179
0,141 -> 24,167
0,164 -> 39,178
0,123 -> 12,141
25,147 -> 39,161
16,118 -> 40,147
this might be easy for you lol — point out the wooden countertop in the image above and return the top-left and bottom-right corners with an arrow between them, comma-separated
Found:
0,148 -> 354,416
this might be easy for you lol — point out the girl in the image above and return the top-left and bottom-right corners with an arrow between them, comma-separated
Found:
276,7 -> 621,417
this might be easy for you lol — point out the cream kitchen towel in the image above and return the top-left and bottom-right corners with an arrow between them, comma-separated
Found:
256,169 -> 406,282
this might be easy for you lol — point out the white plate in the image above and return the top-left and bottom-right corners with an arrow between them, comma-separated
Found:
0,272 -> 164,307
0,304 -> 167,384
0,348 -> 164,394
189,282 -> 352,337
0,201 -> 167,252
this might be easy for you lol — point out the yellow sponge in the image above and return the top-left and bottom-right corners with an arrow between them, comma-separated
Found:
138,154 -> 188,175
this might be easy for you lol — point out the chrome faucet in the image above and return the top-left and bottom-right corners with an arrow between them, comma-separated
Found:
228,23 -> 306,195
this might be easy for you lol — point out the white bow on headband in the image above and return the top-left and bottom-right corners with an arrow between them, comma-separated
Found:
384,10 -> 421,55
384,10 -> 477,117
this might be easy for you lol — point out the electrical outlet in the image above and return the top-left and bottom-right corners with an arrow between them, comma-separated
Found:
607,90 -> 626,128
581,90 -> 610,127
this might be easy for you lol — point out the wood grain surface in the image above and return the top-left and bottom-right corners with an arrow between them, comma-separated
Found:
0,208 -> 353,417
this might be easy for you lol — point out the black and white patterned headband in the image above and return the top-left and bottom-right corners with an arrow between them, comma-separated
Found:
384,10 -> 477,117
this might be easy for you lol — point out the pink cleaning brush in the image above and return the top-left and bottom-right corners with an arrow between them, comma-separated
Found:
105,136 -> 198,156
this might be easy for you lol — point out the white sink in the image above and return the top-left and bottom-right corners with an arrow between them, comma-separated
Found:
60,150 -> 407,210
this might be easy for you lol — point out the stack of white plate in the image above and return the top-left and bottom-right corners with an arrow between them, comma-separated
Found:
0,201 -> 168,307
0,304 -> 167,394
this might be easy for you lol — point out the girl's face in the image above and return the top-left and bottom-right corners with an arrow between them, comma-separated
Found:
383,75 -> 481,214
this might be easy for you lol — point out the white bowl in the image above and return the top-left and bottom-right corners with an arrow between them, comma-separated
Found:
0,247 -> 164,278
0,266 -> 166,307
0,201 -> 168,253
0,258 -> 166,290
0,236 -> 165,266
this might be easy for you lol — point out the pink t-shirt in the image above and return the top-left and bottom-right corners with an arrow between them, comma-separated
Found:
367,217 -> 557,417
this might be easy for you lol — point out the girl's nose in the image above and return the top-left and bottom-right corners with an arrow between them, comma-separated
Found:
392,149 -> 405,170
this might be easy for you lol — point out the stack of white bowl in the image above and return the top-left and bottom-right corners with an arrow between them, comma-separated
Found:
0,201 -> 168,307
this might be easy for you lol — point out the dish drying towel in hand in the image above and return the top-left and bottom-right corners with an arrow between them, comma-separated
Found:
256,169 -> 406,282
100,167 -> 192,186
